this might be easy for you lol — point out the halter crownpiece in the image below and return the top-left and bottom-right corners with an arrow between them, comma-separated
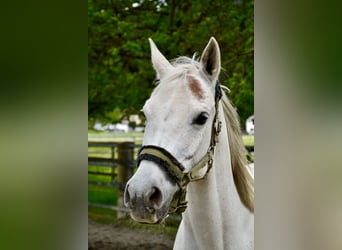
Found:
136,81 -> 223,214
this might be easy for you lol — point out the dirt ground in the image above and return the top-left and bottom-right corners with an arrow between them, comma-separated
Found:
88,219 -> 176,250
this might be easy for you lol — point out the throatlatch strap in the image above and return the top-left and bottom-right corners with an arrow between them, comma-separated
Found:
215,81 -> 223,101
186,152 -> 211,181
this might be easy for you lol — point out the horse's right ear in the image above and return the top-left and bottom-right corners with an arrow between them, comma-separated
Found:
149,38 -> 173,79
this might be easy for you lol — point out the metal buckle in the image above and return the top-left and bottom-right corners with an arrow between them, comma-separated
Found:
216,120 -> 222,135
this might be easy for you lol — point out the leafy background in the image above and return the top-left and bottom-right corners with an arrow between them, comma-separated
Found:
88,0 -> 254,127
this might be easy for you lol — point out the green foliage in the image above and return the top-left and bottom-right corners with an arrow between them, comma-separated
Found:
104,107 -> 123,123
89,0 -> 254,125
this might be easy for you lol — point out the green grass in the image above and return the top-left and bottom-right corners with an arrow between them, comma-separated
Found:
88,174 -> 112,183
89,130 -> 254,146
88,147 -> 113,158
88,166 -> 113,182
88,166 -> 118,205
242,134 -> 254,146
88,165 -> 112,174
88,185 -> 117,205
88,130 -> 143,144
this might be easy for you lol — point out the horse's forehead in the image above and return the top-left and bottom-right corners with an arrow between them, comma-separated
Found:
149,84 -> 190,112
187,75 -> 204,100
156,74 -> 209,101
146,72 -> 213,116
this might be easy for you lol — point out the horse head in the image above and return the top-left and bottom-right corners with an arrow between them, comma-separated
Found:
124,37 -> 222,223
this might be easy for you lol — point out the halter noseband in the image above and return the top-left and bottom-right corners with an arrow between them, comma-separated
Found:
136,82 -> 223,214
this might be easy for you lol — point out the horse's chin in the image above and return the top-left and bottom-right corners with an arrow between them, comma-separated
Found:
130,206 -> 169,224
132,216 -> 168,225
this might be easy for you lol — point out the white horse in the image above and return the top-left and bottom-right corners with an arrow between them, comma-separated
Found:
124,37 -> 254,249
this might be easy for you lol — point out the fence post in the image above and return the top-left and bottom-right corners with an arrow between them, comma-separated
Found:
117,141 -> 134,219
111,146 -> 116,182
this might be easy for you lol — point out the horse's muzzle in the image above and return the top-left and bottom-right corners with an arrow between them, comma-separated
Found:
124,184 -> 166,224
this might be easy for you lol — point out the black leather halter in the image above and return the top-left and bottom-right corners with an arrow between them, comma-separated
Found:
137,81 -> 222,214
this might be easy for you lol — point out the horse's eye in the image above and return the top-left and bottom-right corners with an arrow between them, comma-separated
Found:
193,112 -> 209,125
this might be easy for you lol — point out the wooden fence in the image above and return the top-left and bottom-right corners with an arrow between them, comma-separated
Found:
88,141 -> 254,218
88,141 -> 138,218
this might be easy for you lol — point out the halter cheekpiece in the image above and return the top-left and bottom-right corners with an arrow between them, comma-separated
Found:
137,81 -> 223,214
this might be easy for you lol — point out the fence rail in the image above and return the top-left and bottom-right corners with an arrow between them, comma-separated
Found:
88,141 -> 254,218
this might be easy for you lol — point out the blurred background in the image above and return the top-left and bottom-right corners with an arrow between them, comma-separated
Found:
88,0 -> 254,130
0,0 -> 341,249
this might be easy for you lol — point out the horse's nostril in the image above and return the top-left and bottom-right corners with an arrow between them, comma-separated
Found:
148,186 -> 162,207
125,184 -> 162,213
124,184 -> 133,209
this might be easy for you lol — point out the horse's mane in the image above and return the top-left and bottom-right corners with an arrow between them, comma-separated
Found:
167,56 -> 254,212
222,92 -> 254,213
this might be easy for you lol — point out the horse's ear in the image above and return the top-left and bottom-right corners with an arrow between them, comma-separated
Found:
149,38 -> 173,79
200,37 -> 221,83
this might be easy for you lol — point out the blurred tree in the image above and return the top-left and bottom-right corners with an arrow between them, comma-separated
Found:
88,0 -> 253,127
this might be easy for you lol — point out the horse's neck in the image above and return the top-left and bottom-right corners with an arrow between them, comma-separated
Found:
174,105 -> 253,250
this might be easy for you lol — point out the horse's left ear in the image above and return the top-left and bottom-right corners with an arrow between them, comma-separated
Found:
200,37 -> 221,83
